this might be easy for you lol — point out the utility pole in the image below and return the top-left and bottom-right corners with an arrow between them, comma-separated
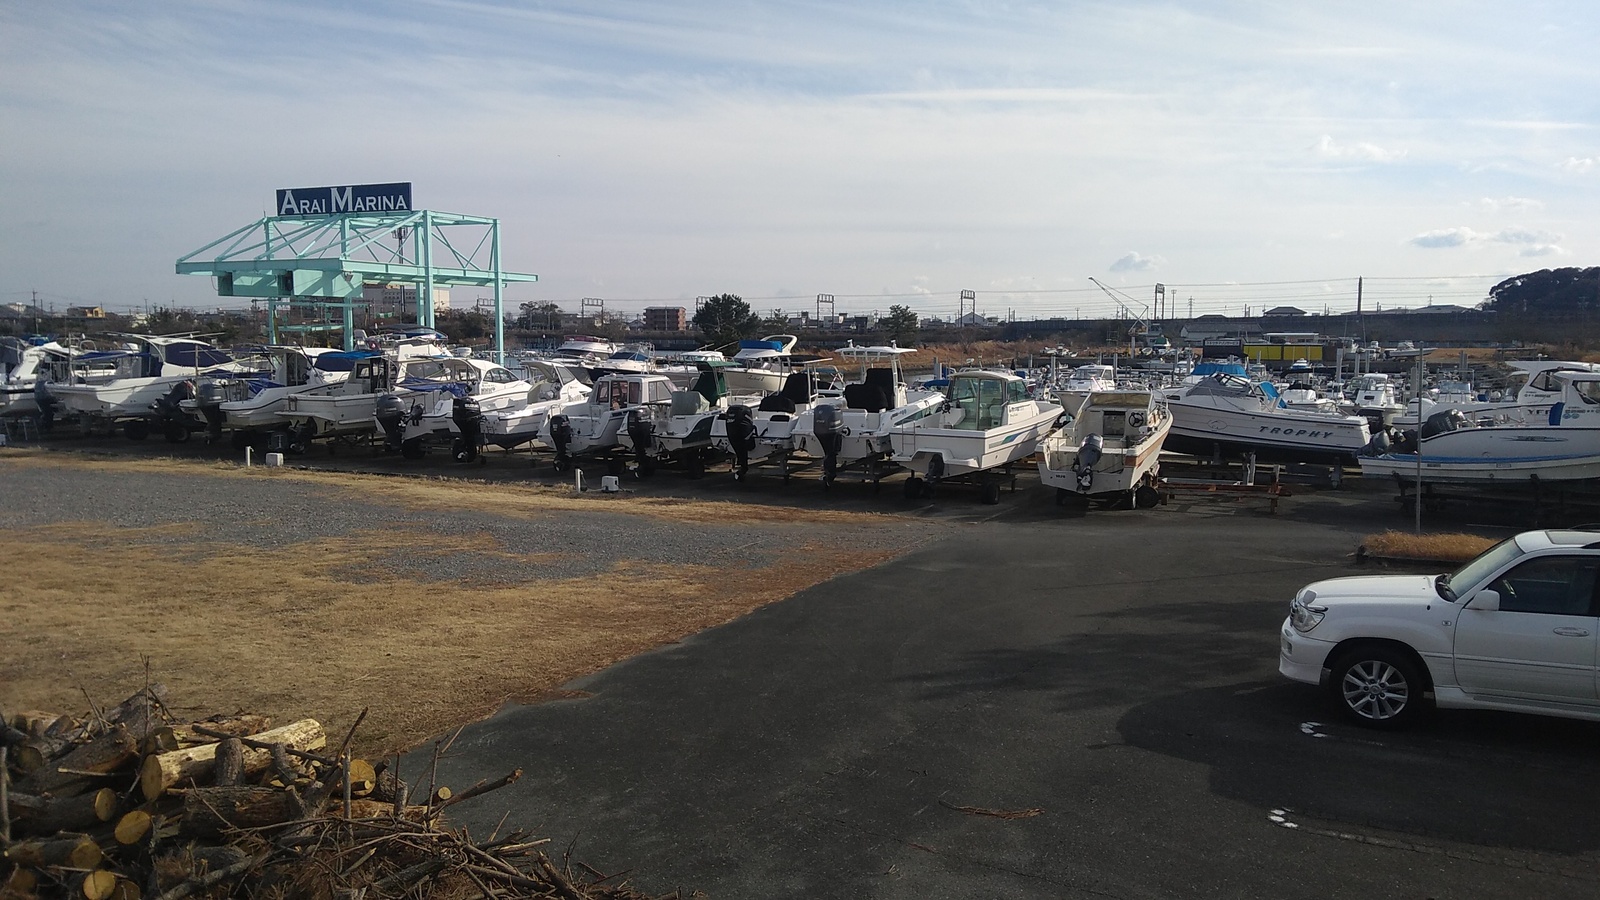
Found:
1357,276 -> 1365,343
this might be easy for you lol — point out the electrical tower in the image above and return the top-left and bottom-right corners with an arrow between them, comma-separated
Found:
816,293 -> 835,323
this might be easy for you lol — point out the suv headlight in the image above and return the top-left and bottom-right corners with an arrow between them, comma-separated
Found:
1289,590 -> 1326,633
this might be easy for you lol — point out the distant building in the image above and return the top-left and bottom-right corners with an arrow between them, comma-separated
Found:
1263,306 -> 1306,317
643,306 -> 687,331
362,283 -> 451,321
66,305 -> 105,318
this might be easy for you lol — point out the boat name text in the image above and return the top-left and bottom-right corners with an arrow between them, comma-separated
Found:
276,182 -> 413,217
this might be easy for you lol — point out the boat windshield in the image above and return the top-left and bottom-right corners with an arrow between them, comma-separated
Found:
1439,537 -> 1524,601
1569,379 -> 1600,405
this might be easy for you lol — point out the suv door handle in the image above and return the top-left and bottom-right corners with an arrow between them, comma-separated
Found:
1552,626 -> 1591,637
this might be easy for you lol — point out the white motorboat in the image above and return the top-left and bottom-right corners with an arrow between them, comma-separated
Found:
539,371 -> 680,471
616,363 -> 752,476
187,346 -> 355,445
723,335 -> 799,395
1358,370 -> 1600,483
545,335 -> 618,369
1160,371 -> 1372,464
1,338 -> 75,418
47,335 -> 243,440
1038,390 -> 1172,509
710,371 -> 820,482
374,356 -> 532,461
1276,380 -> 1340,414
889,370 -> 1063,503
1055,364 -> 1118,414
280,354 -> 399,448
587,347 -> 656,380
791,345 -> 945,487
1344,373 -> 1405,426
481,360 -> 592,452
1393,360 -> 1598,427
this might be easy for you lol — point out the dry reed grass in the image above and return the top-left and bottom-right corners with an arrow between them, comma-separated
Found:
1359,530 -> 1498,563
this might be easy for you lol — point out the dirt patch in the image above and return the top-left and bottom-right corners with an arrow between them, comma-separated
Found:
0,453 -> 913,756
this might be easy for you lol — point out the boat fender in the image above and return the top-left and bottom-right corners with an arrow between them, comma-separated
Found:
1549,402 -> 1565,426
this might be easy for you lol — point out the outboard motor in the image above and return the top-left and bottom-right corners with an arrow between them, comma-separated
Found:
725,404 -> 757,481
32,379 -> 57,434
1360,428 -> 1392,457
811,403 -> 845,483
194,378 -> 228,443
150,380 -> 196,442
375,392 -> 408,451
1419,408 -> 1467,441
1074,433 -> 1104,492
625,408 -> 655,472
451,395 -> 483,462
548,413 -> 574,469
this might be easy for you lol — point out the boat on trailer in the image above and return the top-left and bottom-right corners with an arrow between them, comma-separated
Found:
790,345 -> 945,489
1038,389 -> 1172,510
889,369 -> 1062,504
1358,370 -> 1600,484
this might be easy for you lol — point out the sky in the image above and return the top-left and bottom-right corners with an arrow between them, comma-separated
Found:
3,0 -> 1599,322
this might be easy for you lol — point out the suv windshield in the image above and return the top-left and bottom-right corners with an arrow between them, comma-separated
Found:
1440,537 -> 1524,600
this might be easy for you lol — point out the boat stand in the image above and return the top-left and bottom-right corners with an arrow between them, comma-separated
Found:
1388,472 -> 1600,527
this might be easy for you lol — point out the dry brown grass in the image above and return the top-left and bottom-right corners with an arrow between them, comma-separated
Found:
1360,530 -> 1498,563
0,453 -> 906,756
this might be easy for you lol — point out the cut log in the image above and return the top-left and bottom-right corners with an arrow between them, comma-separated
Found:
11,737 -> 69,775
179,787 -> 299,838
431,786 -> 452,804
347,758 -> 376,798
6,787 -> 116,834
371,769 -> 407,805
5,834 -> 103,869
17,724 -> 137,796
104,685 -> 169,742
113,809 -> 153,845
4,866 -> 38,894
74,870 -> 119,900
166,716 -> 271,748
110,878 -> 142,900
139,719 -> 324,801
10,711 -> 64,738
211,739 -> 244,788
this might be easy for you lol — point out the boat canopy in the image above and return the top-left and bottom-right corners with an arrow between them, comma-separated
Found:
1191,361 -> 1247,378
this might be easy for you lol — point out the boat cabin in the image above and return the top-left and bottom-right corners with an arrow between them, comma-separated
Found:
944,371 -> 1031,430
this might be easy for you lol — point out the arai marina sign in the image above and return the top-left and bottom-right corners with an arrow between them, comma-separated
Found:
275,182 -> 412,216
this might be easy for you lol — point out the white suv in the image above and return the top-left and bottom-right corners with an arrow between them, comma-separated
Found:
1280,529 -> 1600,728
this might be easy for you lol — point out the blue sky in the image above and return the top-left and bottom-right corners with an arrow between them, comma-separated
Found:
3,1 -> 1598,320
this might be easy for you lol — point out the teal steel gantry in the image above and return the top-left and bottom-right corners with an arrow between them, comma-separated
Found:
175,210 -> 536,359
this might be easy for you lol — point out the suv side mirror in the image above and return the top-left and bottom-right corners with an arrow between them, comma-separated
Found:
1470,589 -> 1501,612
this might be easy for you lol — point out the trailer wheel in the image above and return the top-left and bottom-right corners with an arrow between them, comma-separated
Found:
1135,485 -> 1162,508
123,420 -> 149,441
903,475 -> 923,500
979,481 -> 1002,505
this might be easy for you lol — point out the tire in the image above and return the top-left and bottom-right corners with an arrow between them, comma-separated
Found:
123,420 -> 149,441
164,422 -> 190,443
687,453 -> 704,479
979,481 -> 1002,505
400,438 -> 425,460
903,475 -> 923,500
1135,485 -> 1161,508
1327,645 -> 1428,729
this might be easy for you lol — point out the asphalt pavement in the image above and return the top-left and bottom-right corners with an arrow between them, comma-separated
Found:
424,488 -> 1600,899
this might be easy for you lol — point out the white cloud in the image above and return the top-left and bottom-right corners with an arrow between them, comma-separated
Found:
1520,244 -> 1567,257
1479,196 -> 1542,212
1492,226 -> 1561,245
1109,252 -> 1164,273
1409,227 -> 1477,248
1560,157 -> 1596,173
1313,135 -> 1405,163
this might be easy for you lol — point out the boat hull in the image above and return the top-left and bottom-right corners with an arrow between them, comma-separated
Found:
1164,404 -> 1369,465
1038,418 -> 1171,497
1359,424 -> 1600,483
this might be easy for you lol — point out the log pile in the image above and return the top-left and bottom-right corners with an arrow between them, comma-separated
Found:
2,687 -> 675,899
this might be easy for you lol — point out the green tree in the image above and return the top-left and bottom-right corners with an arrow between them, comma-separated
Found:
879,304 -> 920,342
435,309 -> 492,343
692,293 -> 762,348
